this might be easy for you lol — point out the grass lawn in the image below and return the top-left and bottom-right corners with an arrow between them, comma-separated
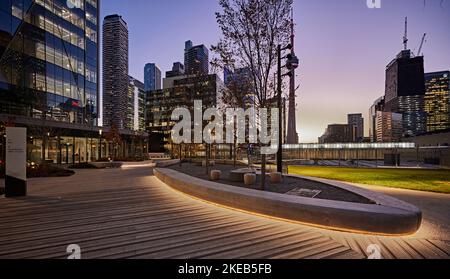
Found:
288,166 -> 450,194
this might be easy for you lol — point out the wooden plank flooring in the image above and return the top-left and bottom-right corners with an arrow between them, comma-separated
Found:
0,167 -> 448,259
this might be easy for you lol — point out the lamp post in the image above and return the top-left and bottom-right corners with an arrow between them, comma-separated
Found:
276,44 -> 298,173
56,136 -> 62,164
277,45 -> 283,173
65,143 -> 70,165
98,129 -> 103,160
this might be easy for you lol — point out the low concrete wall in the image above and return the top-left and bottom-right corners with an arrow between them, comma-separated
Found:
191,159 -> 248,167
154,168 -> 422,235
155,159 -> 180,168
91,162 -> 123,169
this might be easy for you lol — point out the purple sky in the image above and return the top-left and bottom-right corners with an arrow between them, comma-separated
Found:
101,0 -> 450,143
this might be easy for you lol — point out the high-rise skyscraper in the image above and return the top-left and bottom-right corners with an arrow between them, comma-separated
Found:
127,76 -> 146,132
369,97 -> 385,142
347,113 -> 364,142
223,67 -> 255,107
425,71 -> 450,133
318,124 -> 355,144
0,0 -> 99,126
384,50 -> 426,136
102,14 -> 129,129
165,62 -> 185,78
184,40 -> 209,75
376,111 -> 403,143
0,0 -> 103,163
144,63 -> 161,91
146,74 -> 223,151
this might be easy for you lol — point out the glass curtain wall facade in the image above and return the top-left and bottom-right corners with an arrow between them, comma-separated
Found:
0,0 -> 99,124
146,74 -> 222,153
165,62 -> 185,78
425,71 -> 450,133
375,111 -> 403,142
144,63 -> 161,91
319,124 -> 355,144
369,97 -> 385,142
184,40 -> 209,76
384,50 -> 426,137
0,0 -> 104,164
127,76 -> 145,132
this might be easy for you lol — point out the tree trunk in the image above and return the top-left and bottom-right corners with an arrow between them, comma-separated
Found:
179,144 -> 182,166
42,136 -> 46,162
233,123 -> 237,168
233,141 -> 237,168
205,143 -> 210,175
247,145 -> 251,169
261,154 -> 266,191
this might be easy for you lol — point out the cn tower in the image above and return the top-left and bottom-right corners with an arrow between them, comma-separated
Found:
286,8 -> 299,144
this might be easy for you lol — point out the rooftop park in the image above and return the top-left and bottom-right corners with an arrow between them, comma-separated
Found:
288,166 -> 450,194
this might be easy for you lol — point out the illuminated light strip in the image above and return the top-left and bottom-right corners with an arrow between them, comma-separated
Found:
283,143 -> 416,150
121,163 -> 156,169
419,146 -> 450,150
154,173 -> 416,237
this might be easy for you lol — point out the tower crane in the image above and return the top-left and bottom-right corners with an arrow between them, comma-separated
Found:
402,17 -> 427,58
416,33 -> 427,57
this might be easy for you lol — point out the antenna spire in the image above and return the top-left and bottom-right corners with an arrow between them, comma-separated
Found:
290,8 -> 295,48
403,17 -> 408,50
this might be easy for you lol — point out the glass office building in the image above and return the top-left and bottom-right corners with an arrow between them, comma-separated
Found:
0,0 -> 99,125
0,1 -> 147,164
384,50 -> 426,136
184,40 -> 209,76
144,63 -> 161,91
425,71 -> 450,133
146,74 -> 223,153
127,76 -> 146,132
0,1 -> 148,164
369,96 -> 385,142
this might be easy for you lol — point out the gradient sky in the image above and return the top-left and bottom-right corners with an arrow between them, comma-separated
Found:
101,0 -> 450,143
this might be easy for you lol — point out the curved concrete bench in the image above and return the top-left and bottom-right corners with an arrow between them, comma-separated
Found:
154,168 -> 422,235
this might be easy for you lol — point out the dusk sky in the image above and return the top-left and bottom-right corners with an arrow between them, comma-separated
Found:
101,0 -> 450,143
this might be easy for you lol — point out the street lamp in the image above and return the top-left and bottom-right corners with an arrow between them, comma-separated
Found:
277,44 -> 299,173
98,129 -> 103,160
65,143 -> 70,165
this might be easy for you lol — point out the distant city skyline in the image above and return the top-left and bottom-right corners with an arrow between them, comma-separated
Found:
101,0 -> 450,142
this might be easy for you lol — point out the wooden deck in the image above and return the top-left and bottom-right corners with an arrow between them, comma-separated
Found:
0,167 -> 448,259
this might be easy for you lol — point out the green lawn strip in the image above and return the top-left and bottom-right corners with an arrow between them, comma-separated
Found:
288,166 -> 450,194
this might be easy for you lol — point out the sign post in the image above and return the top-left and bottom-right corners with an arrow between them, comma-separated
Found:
5,127 -> 27,197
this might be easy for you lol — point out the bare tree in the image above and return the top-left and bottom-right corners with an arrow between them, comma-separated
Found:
104,124 -> 122,160
211,0 -> 292,189
211,66 -> 255,167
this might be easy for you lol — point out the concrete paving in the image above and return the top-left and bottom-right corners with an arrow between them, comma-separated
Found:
348,183 -> 450,242
0,167 -> 449,259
